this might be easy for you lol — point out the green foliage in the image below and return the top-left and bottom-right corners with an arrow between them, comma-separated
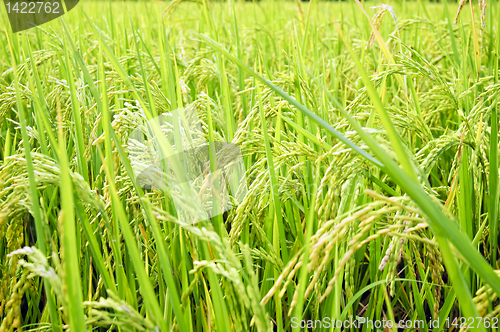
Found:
0,0 -> 499,331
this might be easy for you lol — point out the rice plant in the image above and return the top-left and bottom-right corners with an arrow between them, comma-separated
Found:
0,0 -> 499,331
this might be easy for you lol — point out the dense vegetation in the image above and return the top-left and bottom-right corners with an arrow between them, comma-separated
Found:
0,0 -> 499,330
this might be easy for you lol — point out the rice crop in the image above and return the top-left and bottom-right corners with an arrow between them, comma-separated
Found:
0,0 -> 499,330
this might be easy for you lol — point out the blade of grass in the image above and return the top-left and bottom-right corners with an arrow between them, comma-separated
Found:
56,94 -> 87,332
291,165 -> 319,331
12,33 -> 62,332
256,69 -> 289,264
63,37 -> 89,183
96,145 -> 169,332
490,2 -> 500,266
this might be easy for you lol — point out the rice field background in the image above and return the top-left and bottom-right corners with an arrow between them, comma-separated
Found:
0,0 -> 500,330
